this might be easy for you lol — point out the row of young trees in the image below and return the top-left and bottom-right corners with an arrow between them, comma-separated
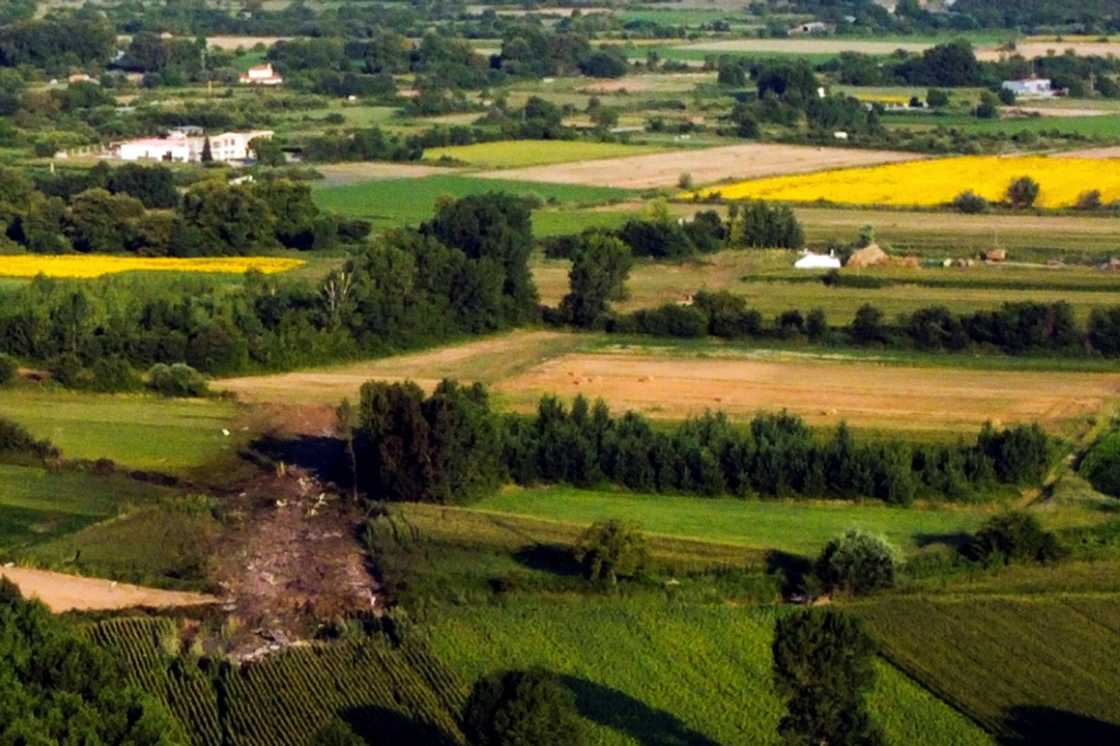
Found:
0,193 -> 539,377
610,291 -> 1120,357
352,381 -> 1054,506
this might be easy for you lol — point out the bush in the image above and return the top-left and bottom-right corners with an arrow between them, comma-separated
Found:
0,353 -> 15,386
950,189 -> 989,214
1075,189 -> 1103,210
88,356 -> 140,393
1080,430 -> 1120,498
926,88 -> 949,107
0,416 -> 58,460
147,363 -> 209,398
463,669 -> 586,746
849,304 -> 888,345
970,511 -> 1064,564
1005,176 -> 1040,209
574,519 -> 650,585
815,530 -> 899,595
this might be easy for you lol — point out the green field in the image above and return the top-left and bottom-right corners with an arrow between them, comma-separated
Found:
886,112 -> 1120,138
312,174 -> 631,232
855,596 -> 1120,742
425,140 -> 662,169
475,486 -> 995,556
0,388 -> 241,473
424,598 -> 992,746
87,617 -> 467,746
0,464 -> 169,553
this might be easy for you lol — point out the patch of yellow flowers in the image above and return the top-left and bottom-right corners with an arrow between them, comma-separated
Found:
690,156 -> 1119,208
0,255 -> 305,279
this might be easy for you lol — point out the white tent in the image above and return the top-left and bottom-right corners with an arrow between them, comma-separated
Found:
794,252 -> 841,270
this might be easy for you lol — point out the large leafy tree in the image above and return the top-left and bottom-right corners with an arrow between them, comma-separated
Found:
772,609 -> 885,746
0,579 -> 184,744
560,233 -> 632,327
463,669 -> 587,746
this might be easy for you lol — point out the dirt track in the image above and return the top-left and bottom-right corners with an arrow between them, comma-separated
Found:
0,567 -> 219,612
493,351 -> 1120,432
977,41 -> 1120,60
480,143 -> 921,189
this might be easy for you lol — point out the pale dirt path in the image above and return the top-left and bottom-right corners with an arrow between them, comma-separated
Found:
479,143 -> 922,189
1,567 -> 219,612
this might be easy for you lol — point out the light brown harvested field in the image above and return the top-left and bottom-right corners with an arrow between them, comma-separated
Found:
683,38 -> 933,55
215,330 -> 585,405
493,350 -> 1120,432
206,35 -> 294,49
0,567 -> 219,612
977,41 -> 1120,61
1006,106 -> 1112,118
579,73 -> 713,94
465,4 -> 609,15
480,143 -> 921,189
314,162 -> 454,187
1055,146 -> 1120,159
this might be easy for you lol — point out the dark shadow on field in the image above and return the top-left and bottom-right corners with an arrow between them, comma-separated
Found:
558,675 -> 720,746
511,543 -> 584,577
250,434 -> 350,486
913,531 -> 973,551
341,706 -> 457,746
999,706 -> 1120,745
765,550 -> 813,596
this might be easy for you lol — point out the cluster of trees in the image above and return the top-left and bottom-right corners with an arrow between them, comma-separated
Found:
0,194 -> 539,381
494,27 -> 627,79
0,166 -> 357,255
611,293 -> 1120,358
0,416 -> 57,462
0,579 -> 182,744
0,10 -> 116,72
1080,429 -> 1120,498
351,381 -> 1054,507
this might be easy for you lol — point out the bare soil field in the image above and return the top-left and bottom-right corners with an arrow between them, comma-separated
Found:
492,350 -> 1120,432
1055,146 -> 1120,158
314,162 -> 454,187
481,143 -> 921,189
1007,106 -> 1112,118
684,39 -> 933,54
215,330 -> 585,405
465,4 -> 609,15
579,73 -> 713,94
0,567 -> 218,612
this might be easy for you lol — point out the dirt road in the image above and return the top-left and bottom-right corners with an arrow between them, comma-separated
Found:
1,567 -> 219,612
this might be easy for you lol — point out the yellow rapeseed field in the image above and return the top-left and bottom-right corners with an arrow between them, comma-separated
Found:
692,156 -> 1119,208
0,255 -> 304,279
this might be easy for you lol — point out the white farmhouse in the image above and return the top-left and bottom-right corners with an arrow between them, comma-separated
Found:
239,63 -> 283,86
113,130 -> 274,163
1001,78 -> 1056,98
794,251 -> 842,270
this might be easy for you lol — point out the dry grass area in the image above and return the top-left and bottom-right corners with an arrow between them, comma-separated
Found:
482,143 -> 921,189
215,330 -> 585,405
1055,146 -> 1120,158
314,162 -> 454,187
0,567 -> 218,612
579,73 -> 713,94
492,349 -> 1120,432
978,41 -> 1120,60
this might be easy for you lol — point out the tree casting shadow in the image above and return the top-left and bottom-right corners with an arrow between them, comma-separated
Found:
342,705 -> 457,746
999,706 -> 1120,745
251,434 -> 350,486
558,675 -> 719,746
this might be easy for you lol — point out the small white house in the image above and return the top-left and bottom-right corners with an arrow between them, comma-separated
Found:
239,63 -> 283,86
794,251 -> 842,270
790,21 -> 833,35
1001,78 -> 1056,98
116,136 -> 194,163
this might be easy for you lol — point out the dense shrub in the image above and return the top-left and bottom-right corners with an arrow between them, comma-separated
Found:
729,201 -> 804,249
950,189 -> 989,214
463,669 -> 586,746
815,530 -> 899,595
88,356 -> 141,393
147,363 -> 209,398
970,511 -> 1064,564
1005,176 -> 1040,209
0,417 -> 57,460
0,353 -> 15,386
560,233 -> 633,327
574,520 -> 650,584
1080,430 -> 1120,498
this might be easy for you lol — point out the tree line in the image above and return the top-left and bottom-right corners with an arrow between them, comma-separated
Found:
351,381 -> 1054,506
0,193 -> 538,378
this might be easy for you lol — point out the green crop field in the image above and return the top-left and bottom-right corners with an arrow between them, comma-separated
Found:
424,597 -> 992,746
424,140 -> 662,169
86,617 -> 467,746
0,464 -> 169,553
475,486 -> 996,557
0,388 -> 242,473
312,174 -> 631,232
886,113 -> 1120,138
855,596 -> 1120,742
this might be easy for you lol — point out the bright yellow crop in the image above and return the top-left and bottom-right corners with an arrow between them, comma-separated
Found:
0,255 -> 304,279
692,156 -> 1118,208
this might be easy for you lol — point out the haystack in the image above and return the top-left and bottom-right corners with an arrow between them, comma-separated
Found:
846,243 -> 889,268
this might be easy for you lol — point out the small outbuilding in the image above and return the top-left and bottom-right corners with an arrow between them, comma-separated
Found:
794,251 -> 842,270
